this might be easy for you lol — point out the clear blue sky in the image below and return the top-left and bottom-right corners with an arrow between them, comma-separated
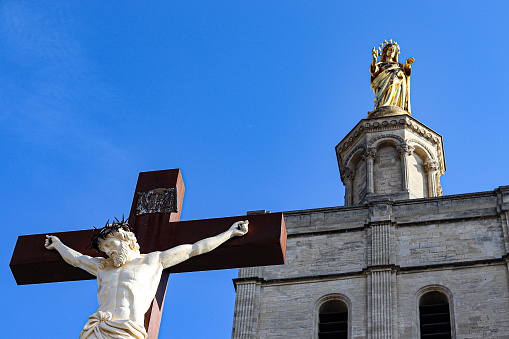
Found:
2,1 -> 509,338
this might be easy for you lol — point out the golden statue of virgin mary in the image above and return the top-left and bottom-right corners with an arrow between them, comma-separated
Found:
369,40 -> 414,117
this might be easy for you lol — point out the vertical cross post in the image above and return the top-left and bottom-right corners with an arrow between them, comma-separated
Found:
127,169 -> 185,338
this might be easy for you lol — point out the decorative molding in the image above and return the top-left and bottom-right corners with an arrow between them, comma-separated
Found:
367,134 -> 405,148
338,118 -> 407,153
136,188 -> 178,216
336,116 -> 442,155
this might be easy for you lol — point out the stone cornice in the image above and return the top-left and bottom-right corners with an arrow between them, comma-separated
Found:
239,256 -> 508,286
276,188 -> 506,236
281,189 -> 500,217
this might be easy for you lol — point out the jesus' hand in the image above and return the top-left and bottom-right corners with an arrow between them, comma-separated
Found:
230,220 -> 249,237
45,235 -> 61,250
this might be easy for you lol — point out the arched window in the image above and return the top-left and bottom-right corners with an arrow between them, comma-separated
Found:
318,299 -> 348,339
419,291 -> 452,338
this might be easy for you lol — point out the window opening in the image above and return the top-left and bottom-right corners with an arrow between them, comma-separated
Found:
419,291 -> 452,339
318,300 -> 348,339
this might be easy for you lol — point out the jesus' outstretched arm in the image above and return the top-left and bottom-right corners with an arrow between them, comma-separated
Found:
158,220 -> 249,269
45,235 -> 100,276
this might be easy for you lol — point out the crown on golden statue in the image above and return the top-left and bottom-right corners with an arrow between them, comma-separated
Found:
376,39 -> 400,54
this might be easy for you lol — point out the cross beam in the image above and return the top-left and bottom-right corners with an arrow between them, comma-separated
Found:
9,212 -> 286,285
9,169 -> 287,338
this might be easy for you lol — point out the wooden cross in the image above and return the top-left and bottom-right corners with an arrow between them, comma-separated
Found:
10,169 -> 287,339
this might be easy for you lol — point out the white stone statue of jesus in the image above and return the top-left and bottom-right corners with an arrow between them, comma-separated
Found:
45,219 -> 249,339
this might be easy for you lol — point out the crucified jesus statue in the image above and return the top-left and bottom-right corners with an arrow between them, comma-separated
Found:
45,219 -> 249,339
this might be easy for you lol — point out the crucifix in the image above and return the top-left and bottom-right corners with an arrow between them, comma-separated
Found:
10,169 -> 287,338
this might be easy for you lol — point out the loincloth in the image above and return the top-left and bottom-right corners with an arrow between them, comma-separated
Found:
79,311 -> 147,339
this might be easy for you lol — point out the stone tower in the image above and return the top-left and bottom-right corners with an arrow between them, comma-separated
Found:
231,43 -> 509,338
336,106 -> 445,205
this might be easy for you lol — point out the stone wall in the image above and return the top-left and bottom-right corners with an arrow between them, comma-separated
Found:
397,218 -> 505,267
256,277 -> 367,339
397,266 -> 509,338
233,187 -> 509,338
261,232 -> 366,280
374,146 -> 402,195
353,160 -> 367,205
407,152 -> 427,198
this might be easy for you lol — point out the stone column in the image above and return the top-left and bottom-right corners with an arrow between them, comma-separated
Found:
396,144 -> 414,192
424,160 -> 439,197
232,267 -> 262,339
362,147 -> 377,195
342,167 -> 355,205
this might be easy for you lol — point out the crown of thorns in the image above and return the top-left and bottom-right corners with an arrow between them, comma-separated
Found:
88,216 -> 133,253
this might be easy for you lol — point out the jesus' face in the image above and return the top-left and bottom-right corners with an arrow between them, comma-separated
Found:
99,236 -> 129,267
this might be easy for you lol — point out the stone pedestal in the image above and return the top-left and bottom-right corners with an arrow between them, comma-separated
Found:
336,112 -> 445,205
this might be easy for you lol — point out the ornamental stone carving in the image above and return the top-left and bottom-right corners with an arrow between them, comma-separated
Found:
437,186 -> 443,196
424,160 -> 439,173
362,147 -> 378,161
136,188 -> 178,216
341,167 -> 355,182
396,144 -> 415,158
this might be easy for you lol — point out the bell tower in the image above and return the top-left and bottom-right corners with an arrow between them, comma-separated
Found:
336,40 -> 445,205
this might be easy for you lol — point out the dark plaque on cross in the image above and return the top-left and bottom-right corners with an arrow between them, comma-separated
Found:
10,169 -> 287,339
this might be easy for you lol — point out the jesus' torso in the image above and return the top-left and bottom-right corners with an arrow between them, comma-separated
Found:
95,253 -> 163,325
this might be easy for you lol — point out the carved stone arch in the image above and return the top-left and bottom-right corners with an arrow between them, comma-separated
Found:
312,293 -> 352,339
343,144 -> 366,171
368,134 -> 405,196
367,134 -> 405,149
406,139 -> 436,163
406,139 -> 441,197
414,285 -> 456,338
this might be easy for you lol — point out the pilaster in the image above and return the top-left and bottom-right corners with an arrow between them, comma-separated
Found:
232,267 -> 262,339
496,186 -> 509,254
366,202 -> 398,339
368,268 -> 396,339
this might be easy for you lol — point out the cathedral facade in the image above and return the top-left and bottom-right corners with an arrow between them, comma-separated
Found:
231,108 -> 509,337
